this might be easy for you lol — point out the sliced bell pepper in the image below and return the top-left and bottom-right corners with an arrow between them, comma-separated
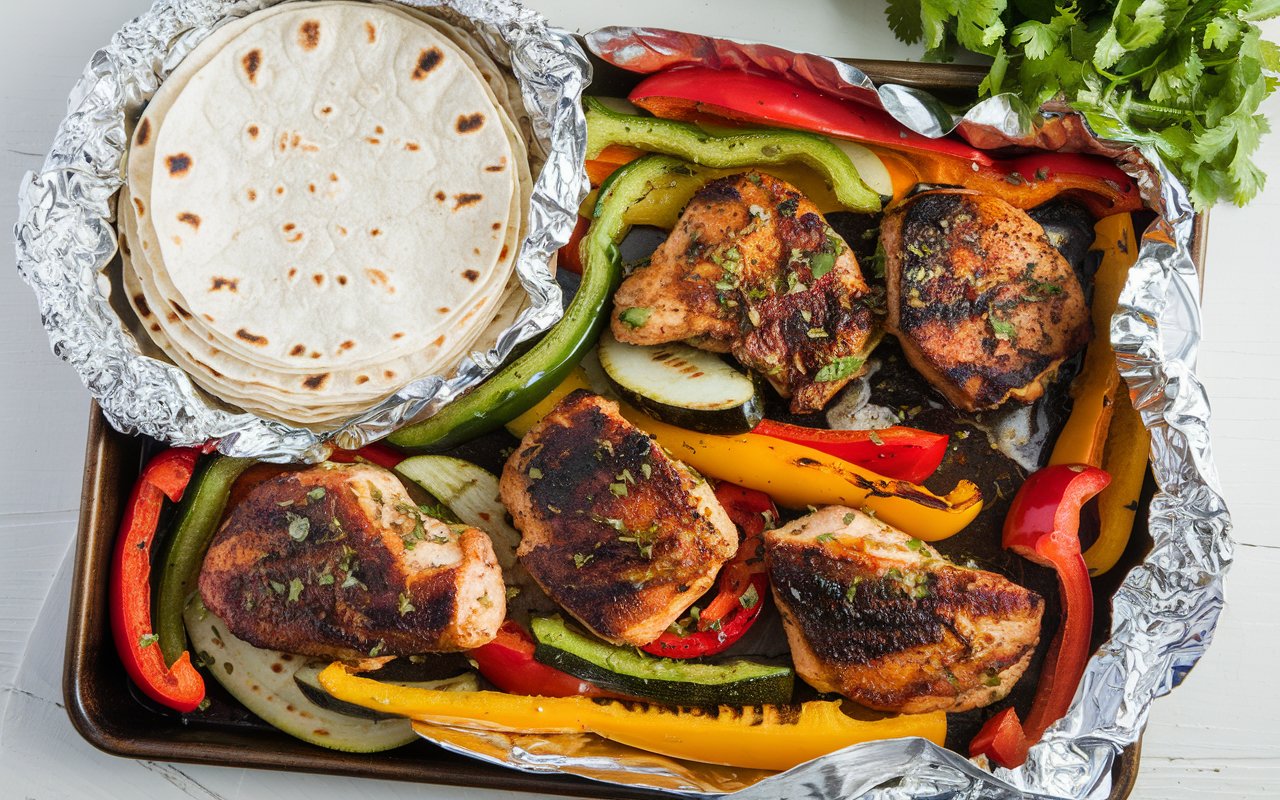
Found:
620,403 -> 982,541
1084,388 -> 1149,576
970,463 -> 1109,768
641,483 -> 775,658
317,662 -> 946,771
109,447 -> 205,712
752,419 -> 948,484
467,620 -> 612,698
557,213 -> 591,275
389,155 -> 688,452
628,67 -> 1144,216
584,144 -> 649,187
154,456 -> 255,667
584,97 -> 882,213
968,707 -> 1029,767
328,442 -> 407,471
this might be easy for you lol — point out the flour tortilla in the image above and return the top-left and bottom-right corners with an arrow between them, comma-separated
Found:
132,2 -> 516,369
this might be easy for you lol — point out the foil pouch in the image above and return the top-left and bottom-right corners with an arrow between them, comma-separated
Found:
14,0 -> 590,462
406,26 -> 1233,800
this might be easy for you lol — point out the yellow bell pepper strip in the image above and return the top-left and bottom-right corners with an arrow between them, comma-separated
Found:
505,366 -> 592,439
1048,213 -> 1149,575
1083,388 -> 1150,575
317,663 -> 945,771
1049,213 -> 1137,467
619,404 -> 982,541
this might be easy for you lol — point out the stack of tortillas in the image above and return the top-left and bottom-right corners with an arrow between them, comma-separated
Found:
118,1 -> 536,425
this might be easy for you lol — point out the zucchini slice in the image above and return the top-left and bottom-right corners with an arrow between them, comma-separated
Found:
531,616 -> 794,707
184,598 -> 419,752
597,330 -> 763,434
395,455 -> 555,623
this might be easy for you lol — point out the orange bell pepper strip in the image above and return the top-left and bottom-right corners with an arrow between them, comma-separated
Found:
1049,213 -> 1149,576
585,144 -> 649,187
317,662 -> 945,771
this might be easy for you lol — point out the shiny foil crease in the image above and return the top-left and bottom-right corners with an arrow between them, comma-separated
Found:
407,27 -> 1233,800
14,0 -> 590,461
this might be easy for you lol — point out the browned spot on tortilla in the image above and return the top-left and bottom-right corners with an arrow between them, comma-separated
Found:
500,244 -> 509,260
453,193 -> 483,209
133,294 -> 150,317
291,133 -> 301,148
383,370 -> 395,379
412,48 -> 442,80
339,340 -> 354,350
236,328 -> 267,345
150,323 -> 161,333
492,222 -> 501,230
364,21 -> 376,43
283,223 -> 296,231
336,225 -> 347,236
290,344 -> 305,357
298,20 -> 320,50
310,351 -> 321,359
177,212 -> 201,229
485,158 -> 506,172
242,49 -> 261,82
165,153 -> 192,177
355,375 -> 369,385
209,368 -> 223,378
287,268 -> 297,279
404,142 -> 420,151
460,311 -> 475,325
392,332 -> 405,340
462,269 -> 480,282
365,269 -> 391,290
203,314 -> 214,323
365,137 -> 381,145
375,125 -> 384,135
308,183 -> 316,193
336,275 -> 348,285
135,118 -> 151,146
132,197 -> 145,216
321,106 -> 332,115
432,335 -> 445,347
275,186 -> 284,195
456,113 -> 484,133
247,189 -> 257,201
312,274 -> 324,286
287,232 -> 303,243
434,191 -> 446,202
171,235 -> 182,245
473,248 -> 480,255
370,228 -> 381,237
329,173 -> 339,182
210,277 -> 237,292
303,373 -> 329,390
247,124 -> 259,138
436,306 -> 449,314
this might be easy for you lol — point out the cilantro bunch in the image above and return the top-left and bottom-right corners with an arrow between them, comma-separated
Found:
883,0 -> 1279,208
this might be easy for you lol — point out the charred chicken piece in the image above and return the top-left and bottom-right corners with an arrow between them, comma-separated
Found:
611,171 -> 877,413
880,188 -> 1091,412
766,505 -> 1043,714
500,390 -> 738,646
199,463 -> 505,659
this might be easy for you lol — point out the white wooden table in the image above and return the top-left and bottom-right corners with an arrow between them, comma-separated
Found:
1,2 -> 1276,798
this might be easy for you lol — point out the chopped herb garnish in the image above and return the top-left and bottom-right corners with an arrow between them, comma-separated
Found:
573,552 -> 594,569
317,572 -> 335,586
739,583 -> 760,610
287,578 -> 304,602
366,482 -> 384,504
609,482 -> 628,497
477,593 -> 493,609
398,592 -> 415,615
640,462 -> 652,479
619,307 -> 652,328
842,511 -> 857,525
505,585 -> 521,601
814,356 -> 864,383
989,316 -> 1017,343
269,579 -> 286,596
907,538 -> 924,551
868,430 -> 884,446
527,467 -> 543,480
138,633 -> 159,649
845,577 -> 862,603
806,327 -> 829,339
816,532 -> 836,543
286,512 -> 310,542
809,251 -> 836,278
368,641 -> 384,658
307,487 -> 326,502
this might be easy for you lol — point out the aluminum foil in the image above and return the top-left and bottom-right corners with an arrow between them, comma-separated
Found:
407,27 -> 1234,800
14,0 -> 590,461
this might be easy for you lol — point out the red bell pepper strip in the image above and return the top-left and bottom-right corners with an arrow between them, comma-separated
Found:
968,707 -> 1029,767
109,447 -> 206,713
329,442 -> 406,471
628,67 -> 1143,216
468,621 -> 613,698
640,483 -> 774,658
752,420 -> 948,484
558,213 -> 591,275
970,463 -> 1110,768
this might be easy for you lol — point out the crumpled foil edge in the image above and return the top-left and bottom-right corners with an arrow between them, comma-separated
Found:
404,27 -> 1234,800
14,0 -> 590,462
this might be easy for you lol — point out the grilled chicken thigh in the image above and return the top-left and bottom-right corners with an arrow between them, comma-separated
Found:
611,171 -> 877,413
500,390 -> 738,645
766,506 -> 1043,714
199,463 -> 505,659
881,189 -> 1090,411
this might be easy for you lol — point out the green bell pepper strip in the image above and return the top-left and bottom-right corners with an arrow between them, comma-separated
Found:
583,97 -> 882,213
388,155 -> 693,452
155,455 -> 254,667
